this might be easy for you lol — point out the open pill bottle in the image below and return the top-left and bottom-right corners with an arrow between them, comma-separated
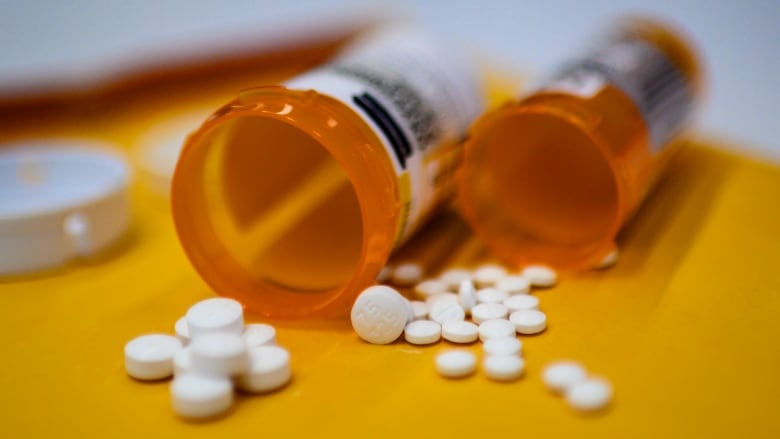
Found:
172,27 -> 486,318
458,17 -> 704,270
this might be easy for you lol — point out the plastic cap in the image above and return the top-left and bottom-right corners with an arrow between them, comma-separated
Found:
0,140 -> 130,275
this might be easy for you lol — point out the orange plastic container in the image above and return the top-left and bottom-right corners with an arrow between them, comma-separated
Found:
459,18 -> 704,270
171,27 -> 485,318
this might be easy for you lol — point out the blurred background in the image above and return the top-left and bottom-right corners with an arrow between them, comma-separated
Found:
1,0 -> 778,159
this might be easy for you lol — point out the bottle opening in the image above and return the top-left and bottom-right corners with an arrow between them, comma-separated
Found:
463,109 -> 620,267
188,115 -> 364,293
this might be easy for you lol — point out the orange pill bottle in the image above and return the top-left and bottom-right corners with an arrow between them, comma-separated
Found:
459,18 -> 704,270
171,27 -> 486,318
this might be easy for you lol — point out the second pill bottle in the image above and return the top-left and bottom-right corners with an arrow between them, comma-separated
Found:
172,27 -> 486,318
459,18 -> 704,270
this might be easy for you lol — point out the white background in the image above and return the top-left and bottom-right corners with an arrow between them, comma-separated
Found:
1,0 -> 778,160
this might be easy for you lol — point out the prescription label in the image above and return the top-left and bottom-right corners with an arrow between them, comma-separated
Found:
545,35 -> 695,151
286,28 -> 485,246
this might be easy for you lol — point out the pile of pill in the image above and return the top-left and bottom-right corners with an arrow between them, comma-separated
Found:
354,261 -> 614,412
124,298 -> 291,420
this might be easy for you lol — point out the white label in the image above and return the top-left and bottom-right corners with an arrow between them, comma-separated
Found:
544,68 -> 608,98
542,36 -> 694,151
285,28 -> 485,245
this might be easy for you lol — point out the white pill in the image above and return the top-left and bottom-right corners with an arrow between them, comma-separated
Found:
441,320 -> 479,344
429,300 -> 466,324
404,320 -> 441,345
410,301 -> 429,320
242,323 -> 276,348
350,285 -> 409,344
425,292 -> 459,307
504,294 -> 540,312
458,279 -> 477,313
510,310 -> 547,334
414,279 -> 449,298
478,319 -> 516,342
173,346 -> 192,376
482,337 -> 522,356
185,297 -> 244,339
170,374 -> 233,419
376,265 -> 393,283
391,263 -> 424,286
565,377 -> 613,411
495,275 -> 531,295
174,316 -> 190,345
476,287 -> 509,304
189,332 -> 249,377
522,265 -> 558,288
473,264 -> 508,288
405,298 -> 415,324
439,268 -> 473,291
435,350 -> 477,378
236,346 -> 292,393
594,249 -> 619,269
542,361 -> 588,393
471,303 -> 509,324
484,355 -> 525,381
124,334 -> 183,381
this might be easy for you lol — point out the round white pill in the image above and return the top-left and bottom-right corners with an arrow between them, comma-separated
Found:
478,319 -> 516,342
174,316 -> 190,345
170,374 -> 233,419
236,346 -> 292,393
510,310 -> 547,334
471,303 -> 509,324
350,285 -> 409,344
391,262 -> 423,286
429,300 -> 466,324
185,297 -> 244,339
435,350 -> 477,378
414,279 -> 448,298
504,294 -> 540,312
242,323 -> 276,348
441,320 -> 479,344
425,292 -> 459,307
484,355 -> 525,381
522,265 -> 558,288
565,377 -> 613,411
124,334 -> 183,381
189,332 -> 249,377
458,279 -> 477,313
542,361 -> 588,393
594,249 -> 619,269
495,275 -> 531,295
410,301 -> 429,320
476,287 -> 509,304
473,264 -> 508,288
173,346 -> 192,376
404,320 -> 441,345
482,337 -> 522,356
439,268 -> 472,291
376,265 -> 393,283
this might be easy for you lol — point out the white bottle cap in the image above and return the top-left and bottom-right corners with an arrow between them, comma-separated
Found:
0,140 -> 130,275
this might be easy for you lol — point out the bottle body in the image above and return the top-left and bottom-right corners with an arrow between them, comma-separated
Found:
459,18 -> 704,270
172,27 -> 485,318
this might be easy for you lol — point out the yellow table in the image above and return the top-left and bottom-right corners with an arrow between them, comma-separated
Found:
1,70 -> 779,437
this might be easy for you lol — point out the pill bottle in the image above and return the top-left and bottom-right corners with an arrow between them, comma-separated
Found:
458,17 -> 704,270
171,27 -> 486,318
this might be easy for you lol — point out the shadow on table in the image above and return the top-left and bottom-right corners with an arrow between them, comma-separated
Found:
610,140 -> 739,283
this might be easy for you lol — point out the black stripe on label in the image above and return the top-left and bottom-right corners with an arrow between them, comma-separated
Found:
353,92 -> 411,169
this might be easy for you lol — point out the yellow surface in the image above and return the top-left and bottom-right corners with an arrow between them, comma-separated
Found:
2,76 -> 780,437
